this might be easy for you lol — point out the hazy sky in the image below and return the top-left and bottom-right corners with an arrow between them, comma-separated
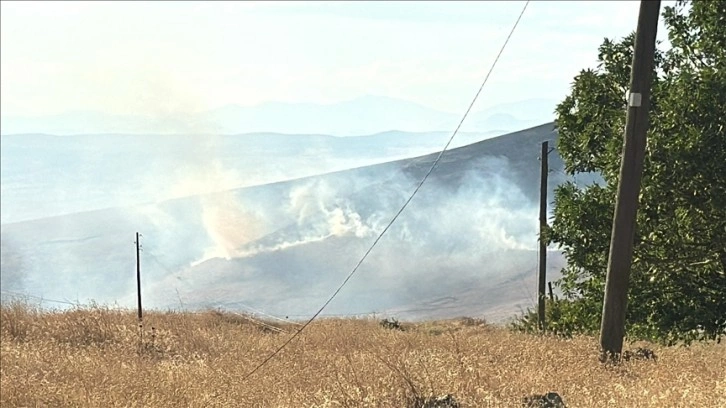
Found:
1,1 -> 673,118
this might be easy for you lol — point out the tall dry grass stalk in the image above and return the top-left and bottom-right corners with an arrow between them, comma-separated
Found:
1,302 -> 724,407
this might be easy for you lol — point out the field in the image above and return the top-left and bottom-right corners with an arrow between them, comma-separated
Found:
1,303 -> 724,407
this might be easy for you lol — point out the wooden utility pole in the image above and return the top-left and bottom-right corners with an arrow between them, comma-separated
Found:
600,0 -> 660,357
538,141 -> 548,331
548,281 -> 554,302
136,232 -> 142,322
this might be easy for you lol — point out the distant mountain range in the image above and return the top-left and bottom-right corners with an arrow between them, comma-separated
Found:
0,96 -> 558,136
1,123 -> 584,322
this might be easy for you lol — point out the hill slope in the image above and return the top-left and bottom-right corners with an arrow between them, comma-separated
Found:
1,123 -> 571,320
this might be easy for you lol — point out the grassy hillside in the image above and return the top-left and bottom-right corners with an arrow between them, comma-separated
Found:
2,304 -> 724,407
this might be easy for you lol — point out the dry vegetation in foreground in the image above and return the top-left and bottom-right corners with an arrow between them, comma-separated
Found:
1,302 -> 724,407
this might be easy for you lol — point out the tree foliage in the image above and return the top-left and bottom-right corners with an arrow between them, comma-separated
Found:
547,0 -> 725,345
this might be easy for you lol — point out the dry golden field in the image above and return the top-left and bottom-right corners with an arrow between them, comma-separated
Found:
1,303 -> 724,407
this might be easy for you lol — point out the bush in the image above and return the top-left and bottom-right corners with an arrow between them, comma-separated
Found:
509,298 -> 600,338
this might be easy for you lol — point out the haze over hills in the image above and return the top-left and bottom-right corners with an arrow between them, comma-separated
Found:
0,96 -> 557,136
0,123 -> 586,321
0,95 -> 559,225
1,129 -> 504,224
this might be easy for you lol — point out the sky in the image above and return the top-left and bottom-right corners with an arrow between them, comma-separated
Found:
1,1 -> 674,119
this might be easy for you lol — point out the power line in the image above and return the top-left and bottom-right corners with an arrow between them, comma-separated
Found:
238,0 -> 532,383
144,250 -> 178,275
1,290 -> 79,306
233,303 -> 304,327
143,251 -> 303,326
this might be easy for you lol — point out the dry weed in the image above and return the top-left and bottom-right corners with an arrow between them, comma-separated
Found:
1,304 -> 724,407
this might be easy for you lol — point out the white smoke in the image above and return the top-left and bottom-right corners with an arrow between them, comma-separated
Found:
190,178 -> 381,262
182,154 -> 541,280
192,194 -> 268,266
287,179 -> 377,238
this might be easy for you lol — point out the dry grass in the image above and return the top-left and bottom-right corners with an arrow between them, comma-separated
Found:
1,302 -> 724,407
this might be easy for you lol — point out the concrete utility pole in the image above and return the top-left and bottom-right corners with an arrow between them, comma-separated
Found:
538,141 -> 549,331
600,0 -> 661,357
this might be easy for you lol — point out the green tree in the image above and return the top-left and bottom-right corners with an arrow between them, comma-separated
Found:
548,0 -> 725,345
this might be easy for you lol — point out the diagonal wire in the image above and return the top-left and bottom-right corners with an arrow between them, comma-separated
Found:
0,290 -> 83,307
239,0 -> 531,382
